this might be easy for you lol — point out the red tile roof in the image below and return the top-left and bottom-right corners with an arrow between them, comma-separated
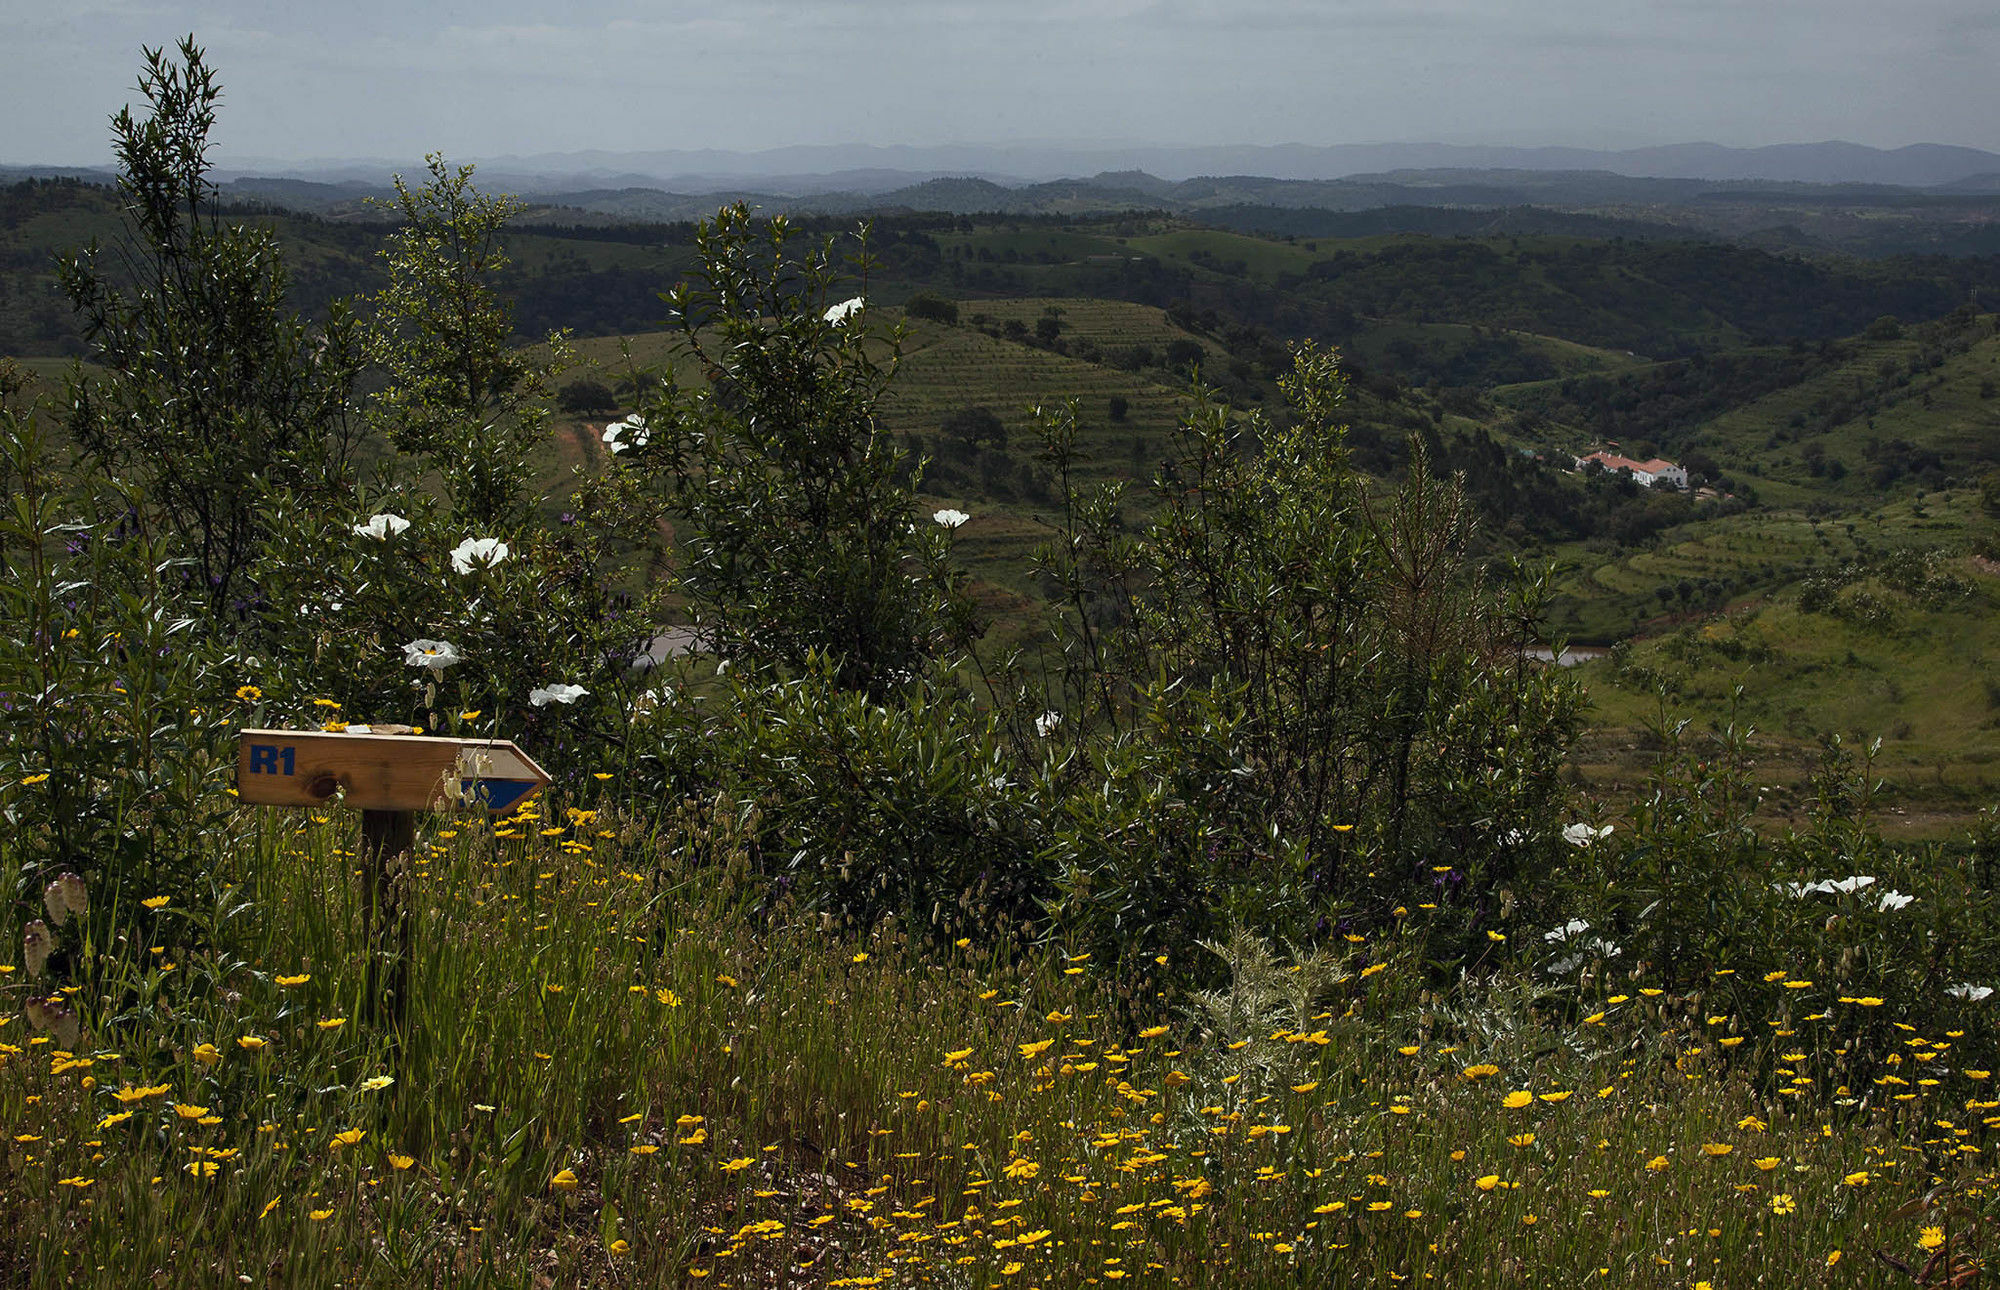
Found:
1579,451 -> 1678,474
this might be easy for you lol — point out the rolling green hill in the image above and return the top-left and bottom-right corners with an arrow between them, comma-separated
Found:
12,179 -> 2000,833
1568,506 -> 2000,832
1348,319 -> 1648,389
1684,318 -> 2000,500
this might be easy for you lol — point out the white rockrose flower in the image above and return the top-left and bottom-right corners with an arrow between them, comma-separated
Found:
1784,875 -> 1881,898
529,683 -> 590,707
933,508 -> 971,529
352,512 -> 411,540
602,415 -> 650,454
402,639 -> 463,674
823,297 -> 865,325
450,537 -> 510,575
1543,918 -> 1591,944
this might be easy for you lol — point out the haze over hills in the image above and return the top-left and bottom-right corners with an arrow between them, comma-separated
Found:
11,139 -> 2000,196
16,147 -> 2000,259
446,141 -> 2000,192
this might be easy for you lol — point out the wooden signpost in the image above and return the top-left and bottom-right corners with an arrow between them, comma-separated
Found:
235,728 -> 552,814
236,728 -> 553,1029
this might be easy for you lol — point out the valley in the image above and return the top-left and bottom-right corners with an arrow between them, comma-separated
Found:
8,177 -> 2000,834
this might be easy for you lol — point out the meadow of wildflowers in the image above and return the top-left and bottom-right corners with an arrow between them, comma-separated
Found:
3,42 -> 1999,1285
1,787 -> 1996,1287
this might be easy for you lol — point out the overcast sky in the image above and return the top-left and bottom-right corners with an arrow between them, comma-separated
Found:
5,0 -> 1997,165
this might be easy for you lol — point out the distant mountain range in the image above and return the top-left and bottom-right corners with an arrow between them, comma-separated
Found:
11,140 -> 2000,259
11,139 -> 2000,194
7,164 -> 1990,222
213,140 -> 2000,193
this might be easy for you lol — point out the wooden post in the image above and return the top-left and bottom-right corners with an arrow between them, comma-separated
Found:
359,809 -> 414,1033
235,729 -> 551,1038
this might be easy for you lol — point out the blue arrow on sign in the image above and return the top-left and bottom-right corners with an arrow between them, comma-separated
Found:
461,777 -> 540,812
455,744 -> 554,814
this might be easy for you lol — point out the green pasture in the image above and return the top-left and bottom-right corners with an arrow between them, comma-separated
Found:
1121,228 -> 1322,280
1574,555 -> 2000,827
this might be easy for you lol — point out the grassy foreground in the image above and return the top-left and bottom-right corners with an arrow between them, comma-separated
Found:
3,795 -> 1994,1287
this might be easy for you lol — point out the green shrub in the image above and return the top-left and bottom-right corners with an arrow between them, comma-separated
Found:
627,658 -> 1047,937
364,154 -> 574,528
1025,345 -> 1586,966
557,377 -> 616,414
55,39 -> 363,618
0,409 -> 238,913
620,205 -> 977,700
1164,337 -> 1204,372
1545,723 -> 2000,1072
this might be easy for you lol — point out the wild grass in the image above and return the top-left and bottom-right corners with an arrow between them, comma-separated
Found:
4,793 -> 1996,1287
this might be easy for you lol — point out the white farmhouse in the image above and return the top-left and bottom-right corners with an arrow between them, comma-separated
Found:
1574,451 -> 1688,489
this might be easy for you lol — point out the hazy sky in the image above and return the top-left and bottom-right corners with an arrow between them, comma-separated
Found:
5,0 -> 1998,164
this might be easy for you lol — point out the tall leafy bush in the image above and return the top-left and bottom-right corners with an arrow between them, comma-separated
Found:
1030,345 -> 1586,962
621,205 -> 977,699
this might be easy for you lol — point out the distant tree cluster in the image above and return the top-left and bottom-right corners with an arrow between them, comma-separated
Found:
903,292 -> 958,325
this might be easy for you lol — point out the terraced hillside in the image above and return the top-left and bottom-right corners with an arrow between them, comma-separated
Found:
1685,319 -> 2000,502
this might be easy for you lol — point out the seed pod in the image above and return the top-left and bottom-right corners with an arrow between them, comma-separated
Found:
59,872 -> 87,920
43,872 -> 86,926
22,995 -> 78,1047
44,997 -> 80,1049
23,920 -> 53,977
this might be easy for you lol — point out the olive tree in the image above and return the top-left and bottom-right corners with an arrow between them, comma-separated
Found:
364,155 -> 572,527
57,37 -> 363,615
1032,343 -> 1585,961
